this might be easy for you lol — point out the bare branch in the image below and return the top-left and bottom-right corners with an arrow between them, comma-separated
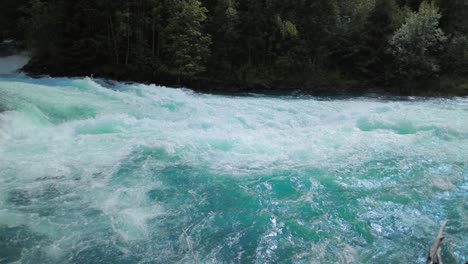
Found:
182,228 -> 197,264
427,220 -> 448,264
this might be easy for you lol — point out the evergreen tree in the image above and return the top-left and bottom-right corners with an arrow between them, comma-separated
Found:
2,0 -> 466,93
21,0 -> 62,60
347,0 -> 401,82
163,0 -> 211,80
207,0 -> 239,79
389,1 -> 447,79
0,0 -> 29,41
59,1 -> 107,70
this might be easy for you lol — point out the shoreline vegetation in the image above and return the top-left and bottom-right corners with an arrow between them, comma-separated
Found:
20,61 -> 468,97
1,0 -> 468,96
18,52 -> 468,97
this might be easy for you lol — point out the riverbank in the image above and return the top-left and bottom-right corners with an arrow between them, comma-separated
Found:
3,36 -> 464,98
2,38 -> 464,97
18,59 -> 467,97
19,62 -> 369,97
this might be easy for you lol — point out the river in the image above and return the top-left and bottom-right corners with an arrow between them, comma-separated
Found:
0,76 -> 467,263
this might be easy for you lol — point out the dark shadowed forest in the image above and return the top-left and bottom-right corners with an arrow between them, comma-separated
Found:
1,0 -> 467,94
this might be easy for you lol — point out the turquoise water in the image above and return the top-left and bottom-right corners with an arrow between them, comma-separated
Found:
0,76 -> 467,263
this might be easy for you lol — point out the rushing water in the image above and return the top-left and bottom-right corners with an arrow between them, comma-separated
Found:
0,76 -> 467,264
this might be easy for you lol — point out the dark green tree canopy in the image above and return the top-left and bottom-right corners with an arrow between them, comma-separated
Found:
2,0 -> 467,92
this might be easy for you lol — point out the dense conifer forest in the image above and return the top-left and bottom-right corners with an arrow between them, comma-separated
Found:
1,0 -> 467,94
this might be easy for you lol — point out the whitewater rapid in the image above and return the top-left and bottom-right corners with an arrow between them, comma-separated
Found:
0,76 -> 467,263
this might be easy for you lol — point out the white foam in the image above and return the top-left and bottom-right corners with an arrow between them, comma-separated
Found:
0,77 -> 467,262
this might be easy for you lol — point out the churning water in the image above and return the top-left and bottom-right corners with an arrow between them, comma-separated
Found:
0,76 -> 467,263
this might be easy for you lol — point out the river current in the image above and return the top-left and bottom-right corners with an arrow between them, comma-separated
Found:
0,76 -> 467,263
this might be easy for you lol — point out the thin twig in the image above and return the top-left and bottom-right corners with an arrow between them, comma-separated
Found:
427,220 -> 448,264
182,228 -> 197,264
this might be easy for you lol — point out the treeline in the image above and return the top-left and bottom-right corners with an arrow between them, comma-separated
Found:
1,0 -> 467,93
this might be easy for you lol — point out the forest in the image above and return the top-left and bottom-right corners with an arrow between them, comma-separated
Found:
1,0 -> 467,94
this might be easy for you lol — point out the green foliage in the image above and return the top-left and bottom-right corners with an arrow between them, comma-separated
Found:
1,0 -> 466,92
435,0 -> 464,34
21,0 -> 62,59
0,0 -> 28,41
389,1 -> 447,79
329,0 -> 400,83
442,35 -> 468,75
164,0 -> 211,78
275,16 -> 299,39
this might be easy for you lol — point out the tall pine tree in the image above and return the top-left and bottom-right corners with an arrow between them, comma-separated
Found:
164,0 -> 211,81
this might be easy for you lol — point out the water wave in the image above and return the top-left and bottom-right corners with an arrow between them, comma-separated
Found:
0,76 -> 467,263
